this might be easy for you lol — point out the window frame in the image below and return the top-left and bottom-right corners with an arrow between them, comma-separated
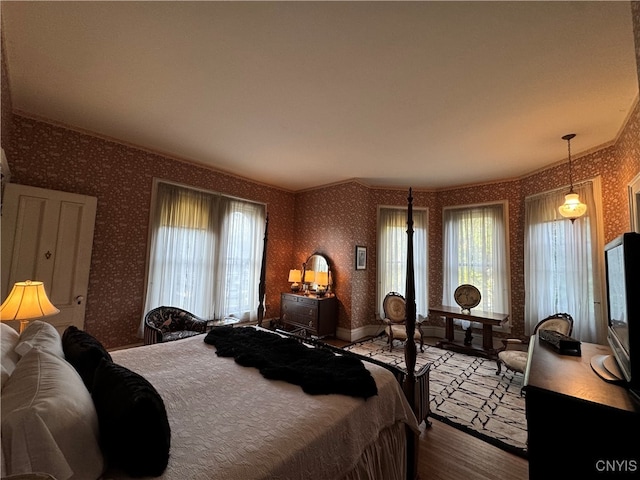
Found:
442,200 -> 511,332
141,178 -> 266,325
523,178 -> 605,343
376,204 -> 429,321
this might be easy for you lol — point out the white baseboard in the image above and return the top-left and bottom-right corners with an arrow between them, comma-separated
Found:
336,324 -> 386,342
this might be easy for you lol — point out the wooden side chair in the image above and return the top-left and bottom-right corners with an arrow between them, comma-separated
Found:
496,312 -> 574,375
382,292 -> 425,353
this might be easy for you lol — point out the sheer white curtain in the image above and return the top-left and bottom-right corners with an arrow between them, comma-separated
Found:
524,179 -> 604,343
214,198 -> 265,322
140,182 -> 265,336
377,207 -> 428,319
442,204 -> 509,321
143,183 -> 219,326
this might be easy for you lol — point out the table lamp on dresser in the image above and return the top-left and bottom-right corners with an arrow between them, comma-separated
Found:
288,269 -> 302,292
303,270 -> 315,294
315,271 -> 329,297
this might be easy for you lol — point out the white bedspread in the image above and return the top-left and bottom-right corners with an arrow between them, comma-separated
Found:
105,331 -> 419,480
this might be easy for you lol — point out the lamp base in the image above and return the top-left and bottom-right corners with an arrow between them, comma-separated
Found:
19,319 -> 30,334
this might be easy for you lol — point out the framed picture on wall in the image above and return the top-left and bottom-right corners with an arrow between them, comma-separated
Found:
355,245 -> 367,270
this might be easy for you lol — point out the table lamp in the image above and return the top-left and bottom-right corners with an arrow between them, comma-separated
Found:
0,280 -> 60,333
303,270 -> 315,294
288,269 -> 302,292
315,271 -> 329,297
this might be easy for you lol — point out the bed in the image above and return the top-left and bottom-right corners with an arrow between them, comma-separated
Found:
1,190 -> 424,480
110,331 -> 419,480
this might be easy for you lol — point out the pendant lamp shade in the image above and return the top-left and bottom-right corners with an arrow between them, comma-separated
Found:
559,192 -> 587,221
557,133 -> 586,223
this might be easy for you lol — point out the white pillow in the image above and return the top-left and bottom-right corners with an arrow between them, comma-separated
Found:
1,347 -> 104,480
1,323 -> 20,390
14,321 -> 64,359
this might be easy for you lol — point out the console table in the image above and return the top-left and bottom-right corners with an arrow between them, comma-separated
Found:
524,336 -> 640,479
280,292 -> 338,338
429,305 -> 509,359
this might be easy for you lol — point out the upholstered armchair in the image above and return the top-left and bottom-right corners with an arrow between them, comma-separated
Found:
144,306 -> 209,345
495,312 -> 574,375
382,292 -> 425,353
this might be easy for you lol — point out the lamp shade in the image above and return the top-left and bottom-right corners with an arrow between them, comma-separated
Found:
288,269 -> 302,283
1,281 -> 59,333
315,271 -> 329,287
558,192 -> 587,222
1,280 -> 60,320
557,133 -> 586,223
304,270 -> 315,283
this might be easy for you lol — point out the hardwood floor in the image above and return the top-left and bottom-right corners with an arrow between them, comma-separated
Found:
418,418 -> 528,480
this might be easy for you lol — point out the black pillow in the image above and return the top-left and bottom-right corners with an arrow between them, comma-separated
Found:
92,358 -> 171,477
62,325 -> 113,391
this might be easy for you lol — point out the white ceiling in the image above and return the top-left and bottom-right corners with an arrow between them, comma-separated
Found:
2,1 -> 638,192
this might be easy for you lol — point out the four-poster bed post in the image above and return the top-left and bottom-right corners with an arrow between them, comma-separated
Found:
403,188 -> 420,480
404,187 -> 417,400
257,213 -> 269,327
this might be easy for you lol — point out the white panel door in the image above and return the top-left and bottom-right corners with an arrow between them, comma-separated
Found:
1,183 -> 97,335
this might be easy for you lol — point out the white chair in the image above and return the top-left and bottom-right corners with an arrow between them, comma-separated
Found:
496,312 -> 574,375
382,292 -> 424,352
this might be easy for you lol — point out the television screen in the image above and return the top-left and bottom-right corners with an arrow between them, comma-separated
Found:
606,243 -> 629,355
593,232 -> 640,388
594,231 -> 640,396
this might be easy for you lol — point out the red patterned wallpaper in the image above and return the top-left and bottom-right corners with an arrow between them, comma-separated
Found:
297,100 -> 640,340
1,12 -> 639,347
3,104 -> 639,348
293,182 -> 372,331
3,116 -> 296,349
2,101 -> 639,348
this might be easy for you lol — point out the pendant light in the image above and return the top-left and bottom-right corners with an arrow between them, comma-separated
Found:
558,133 -> 586,223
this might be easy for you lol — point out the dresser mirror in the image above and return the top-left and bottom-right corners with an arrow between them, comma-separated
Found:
302,252 -> 333,294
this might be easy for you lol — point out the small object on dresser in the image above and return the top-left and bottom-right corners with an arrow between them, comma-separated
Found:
539,329 -> 581,356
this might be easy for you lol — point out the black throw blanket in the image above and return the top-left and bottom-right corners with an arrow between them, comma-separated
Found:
204,327 -> 378,399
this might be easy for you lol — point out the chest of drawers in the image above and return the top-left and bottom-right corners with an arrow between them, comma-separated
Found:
524,337 -> 640,479
280,293 -> 337,338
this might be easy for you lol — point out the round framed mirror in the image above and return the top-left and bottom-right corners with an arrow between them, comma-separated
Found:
302,252 -> 332,295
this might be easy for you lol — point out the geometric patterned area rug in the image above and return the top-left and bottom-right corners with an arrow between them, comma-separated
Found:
344,336 -> 528,458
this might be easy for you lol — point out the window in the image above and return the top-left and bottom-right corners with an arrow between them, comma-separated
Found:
524,179 -> 604,343
442,203 -> 509,317
377,206 -> 428,319
140,181 -> 266,334
215,199 -> 266,319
